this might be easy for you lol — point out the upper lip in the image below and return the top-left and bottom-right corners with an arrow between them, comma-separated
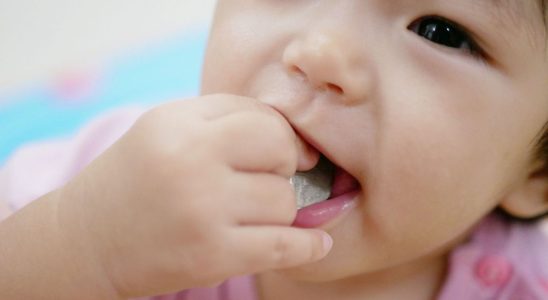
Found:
255,72 -> 361,185
292,125 -> 354,178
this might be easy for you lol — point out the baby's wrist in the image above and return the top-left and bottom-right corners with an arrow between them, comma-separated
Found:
53,187 -> 124,300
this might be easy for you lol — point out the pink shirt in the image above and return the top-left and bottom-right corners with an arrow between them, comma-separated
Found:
1,107 -> 548,300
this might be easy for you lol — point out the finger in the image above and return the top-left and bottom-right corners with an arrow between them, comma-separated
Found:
294,132 -> 320,171
195,94 -> 280,121
227,173 -> 297,225
191,94 -> 318,173
210,111 -> 298,177
263,104 -> 319,171
157,94 -> 282,124
226,226 -> 333,275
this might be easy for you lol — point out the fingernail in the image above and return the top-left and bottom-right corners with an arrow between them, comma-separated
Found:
322,232 -> 333,255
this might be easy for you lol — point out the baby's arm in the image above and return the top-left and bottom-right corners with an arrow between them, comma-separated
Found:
0,187 -> 122,299
0,95 -> 332,299
0,107 -> 145,299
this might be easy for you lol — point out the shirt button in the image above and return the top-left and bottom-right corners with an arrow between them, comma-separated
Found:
541,279 -> 548,292
474,255 -> 513,287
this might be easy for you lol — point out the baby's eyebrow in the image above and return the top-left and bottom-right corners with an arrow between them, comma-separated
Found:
489,0 -> 545,30
530,0 -> 545,26
481,0 -> 546,46
541,0 -> 547,28
539,0 -> 547,25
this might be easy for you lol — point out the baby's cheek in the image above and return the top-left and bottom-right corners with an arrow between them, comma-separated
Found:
371,123 -> 498,246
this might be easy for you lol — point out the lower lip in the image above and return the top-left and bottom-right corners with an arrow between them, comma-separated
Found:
292,190 -> 360,228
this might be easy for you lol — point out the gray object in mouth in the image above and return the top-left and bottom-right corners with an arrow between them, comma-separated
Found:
290,156 -> 335,209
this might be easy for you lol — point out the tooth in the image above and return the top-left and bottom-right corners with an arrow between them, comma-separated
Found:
290,156 -> 335,209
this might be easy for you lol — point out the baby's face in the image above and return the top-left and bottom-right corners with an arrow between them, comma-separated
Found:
201,0 -> 548,281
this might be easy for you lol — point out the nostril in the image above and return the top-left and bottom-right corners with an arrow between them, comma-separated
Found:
290,65 -> 305,76
326,83 -> 344,94
288,65 -> 344,95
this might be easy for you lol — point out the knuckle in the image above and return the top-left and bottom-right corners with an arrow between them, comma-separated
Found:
271,233 -> 293,266
307,234 -> 320,261
217,116 -> 254,140
135,110 -> 213,176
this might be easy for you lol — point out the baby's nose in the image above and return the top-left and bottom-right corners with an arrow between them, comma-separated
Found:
282,31 -> 373,105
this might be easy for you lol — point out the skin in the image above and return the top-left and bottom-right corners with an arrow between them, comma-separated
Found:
0,0 -> 546,300
201,0 -> 548,299
0,95 -> 332,299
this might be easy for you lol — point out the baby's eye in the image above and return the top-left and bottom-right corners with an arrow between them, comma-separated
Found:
409,16 -> 481,57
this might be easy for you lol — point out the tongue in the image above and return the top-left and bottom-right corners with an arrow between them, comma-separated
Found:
330,168 -> 360,198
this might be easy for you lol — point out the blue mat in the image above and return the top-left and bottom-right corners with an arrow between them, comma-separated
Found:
0,30 -> 208,164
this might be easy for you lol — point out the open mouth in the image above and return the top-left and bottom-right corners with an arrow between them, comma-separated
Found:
291,155 -> 361,228
291,155 -> 361,208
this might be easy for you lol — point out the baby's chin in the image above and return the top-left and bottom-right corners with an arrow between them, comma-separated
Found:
266,254 -> 362,283
268,265 -> 345,283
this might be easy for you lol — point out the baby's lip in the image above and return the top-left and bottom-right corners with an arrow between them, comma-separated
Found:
292,156 -> 361,228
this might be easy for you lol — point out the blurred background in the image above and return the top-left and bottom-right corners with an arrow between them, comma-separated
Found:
0,0 -> 216,165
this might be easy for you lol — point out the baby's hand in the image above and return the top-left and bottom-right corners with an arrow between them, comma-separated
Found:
56,95 -> 332,298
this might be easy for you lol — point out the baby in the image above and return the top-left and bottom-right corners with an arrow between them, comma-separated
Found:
1,0 -> 548,299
